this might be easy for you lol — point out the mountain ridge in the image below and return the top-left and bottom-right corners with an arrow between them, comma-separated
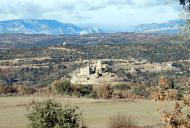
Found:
0,19 -> 101,35
134,19 -> 186,34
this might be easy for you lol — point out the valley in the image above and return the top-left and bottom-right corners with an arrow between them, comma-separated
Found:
0,23 -> 189,128
0,33 -> 189,100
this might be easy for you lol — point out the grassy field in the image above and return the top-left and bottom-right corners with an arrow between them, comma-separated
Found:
0,96 -> 174,128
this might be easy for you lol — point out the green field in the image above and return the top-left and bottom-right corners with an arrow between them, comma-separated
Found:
0,96 -> 174,128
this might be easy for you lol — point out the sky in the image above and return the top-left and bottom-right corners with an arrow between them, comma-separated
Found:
0,0 -> 182,30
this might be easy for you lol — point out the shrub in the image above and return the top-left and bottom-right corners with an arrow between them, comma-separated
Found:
95,84 -> 113,99
73,85 -> 97,98
112,84 -> 131,90
26,99 -> 87,128
14,85 -> 36,95
112,84 -> 132,99
155,77 -> 190,128
112,90 -> 137,99
0,84 -> 5,94
36,87 -> 52,96
53,80 -> 73,95
107,114 -> 137,128
0,84 -> 18,95
52,80 -> 97,98
131,85 -> 149,98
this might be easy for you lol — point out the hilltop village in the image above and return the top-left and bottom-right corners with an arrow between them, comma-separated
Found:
71,60 -> 124,85
70,58 -> 185,86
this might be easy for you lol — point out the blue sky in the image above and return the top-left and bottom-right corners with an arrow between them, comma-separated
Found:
0,0 -> 182,29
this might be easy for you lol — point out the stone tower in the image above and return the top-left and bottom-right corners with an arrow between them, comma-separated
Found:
80,60 -> 91,76
96,59 -> 102,74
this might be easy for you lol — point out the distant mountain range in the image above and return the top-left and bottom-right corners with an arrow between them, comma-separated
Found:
0,19 -> 187,35
0,19 -> 101,35
134,19 -> 186,34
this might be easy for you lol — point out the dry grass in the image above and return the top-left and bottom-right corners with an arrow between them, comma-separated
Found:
108,114 -> 137,128
0,96 -> 174,128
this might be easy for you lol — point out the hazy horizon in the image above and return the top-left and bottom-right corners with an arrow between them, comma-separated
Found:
0,0 -> 182,30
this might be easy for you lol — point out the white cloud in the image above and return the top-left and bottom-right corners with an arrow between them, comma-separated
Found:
0,0 -> 181,27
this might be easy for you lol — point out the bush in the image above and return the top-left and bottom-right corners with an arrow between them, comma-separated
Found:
36,86 -> 53,96
112,90 -> 135,99
53,80 -> 73,95
0,84 -> 5,94
26,99 -> 87,128
107,114 -> 137,128
95,84 -> 113,99
14,85 -> 36,95
112,84 -> 131,90
112,84 -> 131,99
52,80 -> 97,98
73,85 -> 97,98
0,84 -> 18,95
131,85 -> 150,98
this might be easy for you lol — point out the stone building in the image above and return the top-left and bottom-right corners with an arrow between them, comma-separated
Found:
71,59 -> 124,85
80,59 -> 104,76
